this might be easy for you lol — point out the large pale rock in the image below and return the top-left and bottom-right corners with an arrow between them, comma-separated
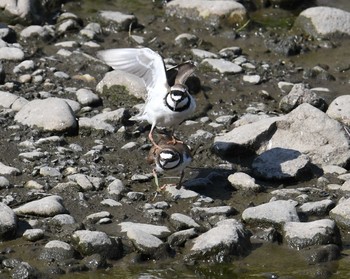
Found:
294,7 -> 350,38
96,70 -> 147,100
327,95 -> 350,126
186,219 -> 251,263
166,0 -> 248,27
13,195 -> 67,217
0,203 -> 17,240
98,11 -> 138,31
72,230 -> 122,259
214,104 -> 350,167
15,97 -> 78,133
119,222 -> 171,239
0,47 -> 24,61
252,148 -> 312,181
242,200 -> 299,227
330,198 -> 350,229
283,219 -> 341,249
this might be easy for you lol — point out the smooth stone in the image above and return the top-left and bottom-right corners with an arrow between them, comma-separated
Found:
0,47 -> 25,61
76,88 -> 101,106
283,219 -> 341,249
119,222 -> 171,239
294,7 -> 350,38
242,200 -> 300,226
191,49 -> 218,59
299,199 -> 335,216
166,0 -> 247,26
0,202 -> 17,240
170,213 -> 200,230
96,70 -> 147,100
72,230 -> 121,259
228,172 -> 262,191
188,219 -> 251,262
13,195 -> 67,217
327,95 -> 350,126
252,148 -> 312,181
0,162 -> 20,175
22,229 -> 44,241
15,98 -> 78,133
201,58 -> 243,74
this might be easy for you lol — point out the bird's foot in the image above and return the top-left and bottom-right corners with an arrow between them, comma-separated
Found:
167,136 -> 183,145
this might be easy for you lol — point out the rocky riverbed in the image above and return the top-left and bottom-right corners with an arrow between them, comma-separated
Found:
1,0 -> 350,278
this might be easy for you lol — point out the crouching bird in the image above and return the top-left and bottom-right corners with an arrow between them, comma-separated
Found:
147,134 -> 192,192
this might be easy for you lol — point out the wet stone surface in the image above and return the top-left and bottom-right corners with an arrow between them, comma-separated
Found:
0,0 -> 350,278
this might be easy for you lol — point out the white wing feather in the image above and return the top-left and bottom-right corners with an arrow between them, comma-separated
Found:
97,48 -> 169,100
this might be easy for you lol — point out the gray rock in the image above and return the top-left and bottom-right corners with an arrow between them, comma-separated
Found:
228,172 -> 262,192
15,97 -> 78,133
76,88 -> 101,106
279,83 -> 327,113
283,219 -> 341,249
323,165 -> 347,175
0,202 -> 17,240
0,91 -> 27,109
0,162 -> 21,175
19,151 -> 46,161
13,60 -> 35,73
294,7 -> 350,38
10,261 -> 38,279
330,198 -> 350,229
214,104 -> 350,167
51,214 -> 76,225
0,176 -> 10,188
96,69 -> 147,100
187,219 -> 251,263
170,213 -> 200,230
101,199 -> 122,207
0,47 -> 25,61
299,200 -> 335,216
191,206 -> 235,218
79,108 -> 126,132
242,200 -> 299,227
168,228 -> 198,247
243,75 -> 261,84
13,195 -> 67,217
191,49 -> 218,59
68,173 -> 103,191
22,229 -> 44,241
201,58 -> 243,74
106,179 -> 126,200
341,180 -> 350,192
326,95 -> 350,126
174,33 -> 198,46
119,222 -> 171,239
79,22 -> 102,40
99,10 -> 138,31
72,230 -> 122,259
85,211 -> 111,224
165,186 -> 199,199
40,240 -> 75,261
39,166 -> 61,177
126,227 -> 165,255
165,0 -> 247,27
20,25 -> 55,40
252,148 -> 312,181
219,46 -> 242,59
